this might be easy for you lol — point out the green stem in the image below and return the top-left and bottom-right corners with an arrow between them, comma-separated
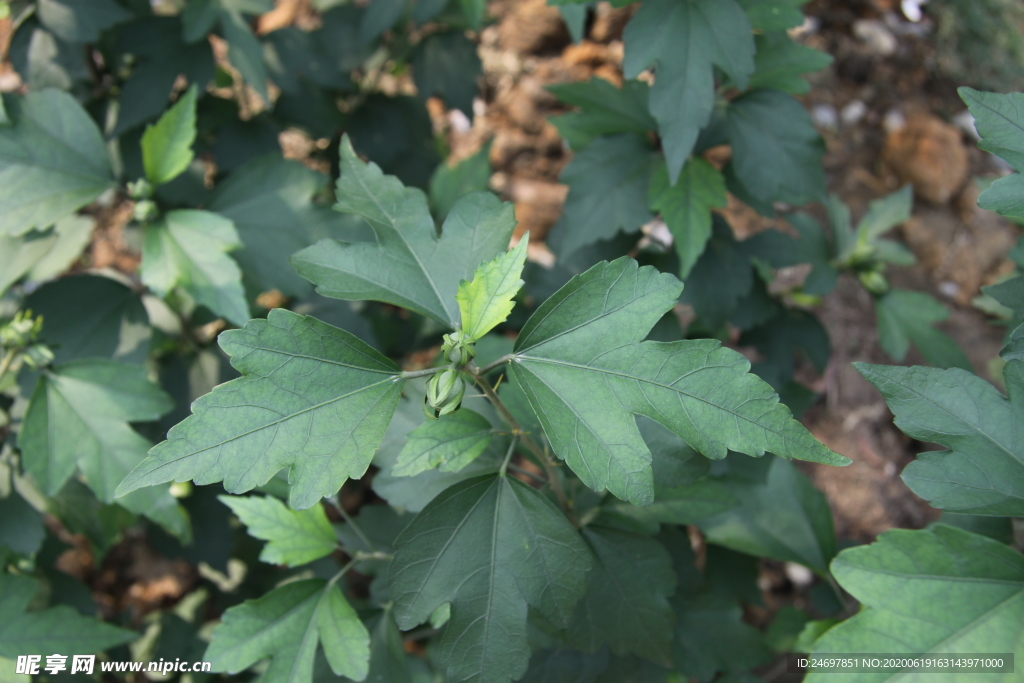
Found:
499,437 -> 518,476
401,366 -> 446,380
334,501 -> 377,553
468,363 -> 573,520
476,353 -> 514,375
0,348 -> 17,386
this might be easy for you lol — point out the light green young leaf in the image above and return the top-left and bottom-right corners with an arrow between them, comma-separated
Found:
206,578 -> 370,683
292,135 -> 516,329
747,32 -> 832,94
727,89 -> 825,206
509,257 -> 847,507
856,185 -> 913,244
857,360 -> 1024,516
141,209 -> 250,326
549,134 -> 658,257
648,157 -> 727,279
141,86 -> 198,187
875,289 -> 970,370
117,309 -> 404,511
458,235 -> 528,341
960,87 -> 1024,220
698,456 -> 836,574
548,78 -> 656,150
18,360 -> 187,538
565,528 -> 676,666
0,573 -> 137,657
623,0 -> 754,183
0,90 -> 115,236
389,475 -> 591,683
392,408 -> 494,477
807,525 -> 1024,682
219,495 -> 337,567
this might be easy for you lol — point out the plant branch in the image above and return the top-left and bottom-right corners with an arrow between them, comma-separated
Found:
467,362 -> 572,520
332,500 -> 376,553
0,348 -> 17,386
499,436 -> 518,476
401,366 -> 446,380
476,353 -> 514,375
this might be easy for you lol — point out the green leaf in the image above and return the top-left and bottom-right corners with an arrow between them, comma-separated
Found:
856,185 -> 913,243
141,86 -> 198,187
960,88 -> 1024,220
393,408 -> 495,477
509,257 -> 847,506
0,90 -> 114,236
978,174 -> 1024,221
36,0 -> 131,43
566,528 -> 676,666
458,235 -> 528,341
429,143 -> 492,222
0,492 -> 44,556
737,0 -> 806,30
220,8 -> 270,103
389,475 -> 591,683
0,214 -> 92,295
623,0 -> 754,183
19,360 -> 187,537
727,89 -> 825,205
807,525 -> 1024,681
680,218 -> 754,329
856,360 -> 1024,516
548,78 -> 656,150
292,135 -> 516,329
141,209 -> 250,326
359,0 -> 406,44
984,275 -> 1024,317
648,157 -> 727,278
117,309 -> 404,510
673,592 -> 772,681
0,573 -> 137,657
549,134 -> 658,257
739,308 -> 829,388
875,289 -> 970,370
208,154 -> 335,298
411,30 -> 481,117
743,213 -> 837,296
25,273 -> 151,365
747,32 -> 831,94
219,495 -> 337,567
697,455 -> 836,574
360,612 -> 414,683
205,578 -> 370,683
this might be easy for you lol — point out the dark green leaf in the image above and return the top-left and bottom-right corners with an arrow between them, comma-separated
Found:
648,157 -> 727,278
0,573 -> 136,657
389,475 -> 591,683
36,0 -> 131,43
737,0 -> 806,30
8,20 -> 89,91
429,143 -> 491,222
747,32 -> 831,94
221,8 -> 270,103
549,134 -> 658,257
0,90 -> 114,236
566,528 -> 676,666
510,257 -> 847,506
548,79 -> 655,150
359,0 -> 406,44
742,213 -> 837,296
875,289 -> 970,370
857,360 -> 1024,516
412,30 -> 481,117
623,0 -> 755,183
117,309 -> 405,510
738,308 -> 829,387
680,218 -> 753,329
698,455 -> 836,573
984,275 -> 1024,317
346,95 -> 440,189
292,135 -> 516,329
26,274 -> 151,365
727,89 -> 824,206
206,578 -> 370,683
673,592 -> 772,681
0,492 -> 45,556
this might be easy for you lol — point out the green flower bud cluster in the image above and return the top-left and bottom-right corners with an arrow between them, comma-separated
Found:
857,269 -> 889,296
441,329 -> 476,364
0,310 -> 53,370
425,368 -> 466,419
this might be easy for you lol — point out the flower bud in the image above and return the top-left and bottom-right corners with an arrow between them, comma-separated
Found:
858,269 -> 889,296
424,370 -> 466,419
